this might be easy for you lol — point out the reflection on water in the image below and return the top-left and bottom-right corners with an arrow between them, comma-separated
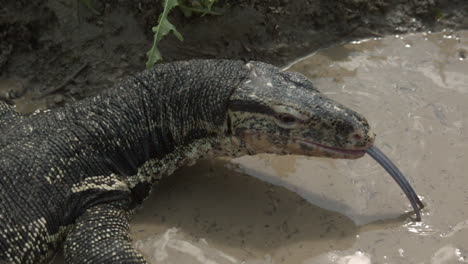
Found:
441,220 -> 468,238
46,30 -> 468,263
130,159 -> 357,263
403,221 -> 437,236
431,245 -> 467,264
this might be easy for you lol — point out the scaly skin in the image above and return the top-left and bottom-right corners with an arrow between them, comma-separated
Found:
0,60 -> 374,263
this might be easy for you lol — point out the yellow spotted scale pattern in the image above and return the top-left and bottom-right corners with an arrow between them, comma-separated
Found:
0,59 -> 373,263
0,60 -> 248,263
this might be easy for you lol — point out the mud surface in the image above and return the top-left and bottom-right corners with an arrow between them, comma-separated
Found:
51,30 -> 468,264
1,0 -> 468,109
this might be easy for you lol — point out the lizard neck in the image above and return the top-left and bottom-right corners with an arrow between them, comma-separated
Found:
62,60 -> 248,179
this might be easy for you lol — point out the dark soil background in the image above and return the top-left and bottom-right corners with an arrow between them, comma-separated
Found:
0,0 -> 467,109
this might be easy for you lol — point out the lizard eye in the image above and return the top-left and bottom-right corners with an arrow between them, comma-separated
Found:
272,105 -> 307,128
277,113 -> 298,125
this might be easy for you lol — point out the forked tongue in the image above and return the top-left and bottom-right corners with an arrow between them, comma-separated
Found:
366,146 -> 425,221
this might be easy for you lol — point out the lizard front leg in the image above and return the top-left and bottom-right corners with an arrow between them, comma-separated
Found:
63,201 -> 147,264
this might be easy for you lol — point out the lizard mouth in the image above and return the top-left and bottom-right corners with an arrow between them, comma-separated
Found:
296,139 -> 367,158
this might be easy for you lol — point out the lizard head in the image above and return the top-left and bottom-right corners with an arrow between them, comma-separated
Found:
227,61 -> 375,159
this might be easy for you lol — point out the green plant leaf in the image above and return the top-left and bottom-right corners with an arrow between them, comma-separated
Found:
146,0 -> 184,68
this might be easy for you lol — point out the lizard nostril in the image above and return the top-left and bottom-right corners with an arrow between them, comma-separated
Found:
352,133 -> 363,141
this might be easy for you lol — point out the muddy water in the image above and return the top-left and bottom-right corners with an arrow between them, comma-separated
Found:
0,80 -> 49,113
48,30 -> 468,263
130,31 -> 468,264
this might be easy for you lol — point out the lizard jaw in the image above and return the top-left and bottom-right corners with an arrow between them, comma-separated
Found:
296,139 -> 367,159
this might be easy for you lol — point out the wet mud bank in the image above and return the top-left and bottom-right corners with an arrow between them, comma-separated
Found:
0,0 -> 467,109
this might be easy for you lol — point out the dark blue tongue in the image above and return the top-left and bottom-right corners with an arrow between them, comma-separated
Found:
366,146 -> 425,221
